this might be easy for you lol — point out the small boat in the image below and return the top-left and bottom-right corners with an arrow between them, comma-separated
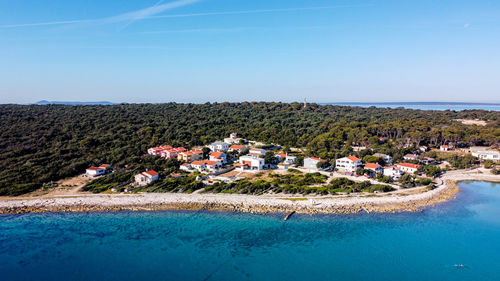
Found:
284,211 -> 296,221
454,264 -> 466,268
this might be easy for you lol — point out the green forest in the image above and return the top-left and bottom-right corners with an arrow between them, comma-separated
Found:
1,102 -> 499,195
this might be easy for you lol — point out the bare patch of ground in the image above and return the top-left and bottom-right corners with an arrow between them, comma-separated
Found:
455,119 -> 488,126
25,175 -> 92,197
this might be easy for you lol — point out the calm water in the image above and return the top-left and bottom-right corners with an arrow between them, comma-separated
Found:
325,102 -> 500,111
1,181 -> 500,281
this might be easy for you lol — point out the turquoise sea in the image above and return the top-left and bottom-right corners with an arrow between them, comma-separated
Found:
1,181 -> 500,281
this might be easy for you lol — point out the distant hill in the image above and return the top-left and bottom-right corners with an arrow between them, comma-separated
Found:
35,100 -> 114,105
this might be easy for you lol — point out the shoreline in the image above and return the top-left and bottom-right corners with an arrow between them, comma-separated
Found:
1,170 -> 499,215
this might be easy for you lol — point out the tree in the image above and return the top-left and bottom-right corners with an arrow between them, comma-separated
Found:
264,151 -> 276,164
356,168 -> 364,176
202,147 -> 211,159
484,160 -> 495,169
363,155 -> 380,164
425,165 -> 442,177
399,174 -> 414,187
316,161 -> 331,169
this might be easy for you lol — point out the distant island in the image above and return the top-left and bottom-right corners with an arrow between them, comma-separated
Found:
35,100 -> 114,105
323,102 -> 500,111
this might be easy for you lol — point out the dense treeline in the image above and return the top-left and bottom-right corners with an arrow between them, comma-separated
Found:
0,102 -> 499,195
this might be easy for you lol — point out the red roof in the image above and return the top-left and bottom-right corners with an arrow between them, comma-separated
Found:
384,166 -> 399,170
144,170 -> 158,177
309,157 -> 323,161
210,152 -> 224,158
230,145 -> 244,149
99,164 -> 110,168
191,161 -> 205,166
278,153 -> 286,157
204,160 -> 219,166
364,163 -> 380,169
404,154 -> 418,158
87,167 -> 101,171
183,150 -> 203,155
347,156 -> 361,162
171,174 -> 182,178
397,163 -> 420,169
151,145 -> 172,151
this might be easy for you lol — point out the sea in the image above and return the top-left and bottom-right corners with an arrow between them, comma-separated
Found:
1,181 -> 500,281
324,102 -> 500,111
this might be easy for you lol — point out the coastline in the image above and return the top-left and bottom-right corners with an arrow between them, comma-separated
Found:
1,169 -> 499,215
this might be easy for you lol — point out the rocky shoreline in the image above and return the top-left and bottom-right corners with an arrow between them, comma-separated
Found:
0,179 -> 462,215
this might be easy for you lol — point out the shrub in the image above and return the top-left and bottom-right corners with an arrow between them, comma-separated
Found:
484,160 -> 495,169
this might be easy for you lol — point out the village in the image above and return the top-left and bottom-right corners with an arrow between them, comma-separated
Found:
85,133 -> 500,193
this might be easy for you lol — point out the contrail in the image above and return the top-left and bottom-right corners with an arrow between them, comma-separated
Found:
150,4 -> 374,19
1,0 -> 202,28
1,3 -> 372,28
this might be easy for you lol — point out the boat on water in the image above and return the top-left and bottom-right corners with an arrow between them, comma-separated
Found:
284,211 -> 296,221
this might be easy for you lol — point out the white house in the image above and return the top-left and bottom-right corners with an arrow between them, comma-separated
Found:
383,166 -> 404,178
304,157 -> 324,170
178,150 -> 203,162
440,145 -> 453,151
237,155 -> 266,171
421,157 -> 436,165
86,164 -> 110,177
86,166 -> 105,177
209,152 -> 227,163
160,147 -> 187,159
396,163 -> 421,174
209,141 -> 229,152
134,170 -> 159,185
249,148 -> 267,156
179,163 -> 191,171
228,145 -> 247,153
147,145 -> 172,156
190,161 -> 207,171
364,163 -> 383,175
373,153 -> 392,164
204,160 -> 223,171
472,150 -> 500,161
284,155 -> 297,165
403,154 -> 419,161
224,133 -> 247,144
335,156 -> 362,173
276,153 -> 286,161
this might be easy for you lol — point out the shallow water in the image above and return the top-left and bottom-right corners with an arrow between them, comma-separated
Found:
1,181 -> 500,281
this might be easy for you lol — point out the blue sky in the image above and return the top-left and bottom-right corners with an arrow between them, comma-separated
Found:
1,0 -> 499,103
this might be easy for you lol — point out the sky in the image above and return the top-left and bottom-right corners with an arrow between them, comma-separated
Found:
1,0 -> 499,104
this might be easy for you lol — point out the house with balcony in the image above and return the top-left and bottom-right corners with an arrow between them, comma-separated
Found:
335,156 -> 362,173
